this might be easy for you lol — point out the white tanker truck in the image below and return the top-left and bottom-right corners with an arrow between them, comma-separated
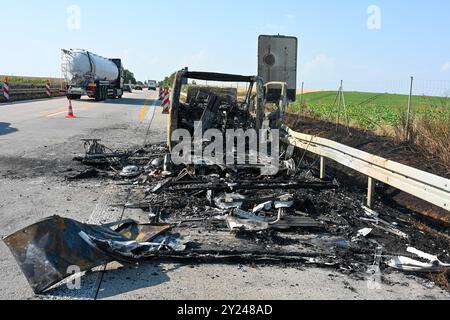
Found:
62,49 -> 124,101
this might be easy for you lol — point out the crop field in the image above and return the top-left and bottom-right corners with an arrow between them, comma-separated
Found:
290,91 -> 450,131
1,75 -> 64,87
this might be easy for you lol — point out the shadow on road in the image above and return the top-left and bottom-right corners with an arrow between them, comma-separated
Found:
0,122 -> 18,136
79,97 -> 159,107
96,263 -> 180,299
105,98 -> 158,106
44,262 -> 177,300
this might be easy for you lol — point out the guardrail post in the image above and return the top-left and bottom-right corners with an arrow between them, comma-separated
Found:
162,87 -> 171,114
45,80 -> 51,98
2,76 -> 10,102
320,156 -> 326,180
367,177 -> 376,209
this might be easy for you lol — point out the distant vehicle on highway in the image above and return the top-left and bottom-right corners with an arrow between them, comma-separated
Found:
124,84 -> 132,93
62,49 -> 124,101
148,80 -> 157,91
134,84 -> 143,91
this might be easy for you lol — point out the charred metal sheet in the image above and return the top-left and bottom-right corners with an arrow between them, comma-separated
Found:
387,256 -> 450,272
234,209 -> 272,222
226,216 -> 269,231
196,95 -> 221,134
215,193 -> 246,210
184,72 -> 256,83
271,216 -> 324,230
115,223 -> 171,243
86,233 -> 188,261
252,201 -> 273,214
387,246 -> 450,273
167,181 -> 336,193
2,216 -> 120,293
152,178 -> 173,194
187,86 -> 238,105
120,165 -> 141,178
3,216 -> 172,294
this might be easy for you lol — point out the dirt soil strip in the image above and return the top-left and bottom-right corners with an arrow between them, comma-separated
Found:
43,185 -> 130,300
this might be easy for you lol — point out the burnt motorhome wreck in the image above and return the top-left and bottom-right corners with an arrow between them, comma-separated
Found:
3,71 -> 450,295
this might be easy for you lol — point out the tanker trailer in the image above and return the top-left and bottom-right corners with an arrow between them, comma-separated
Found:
62,49 -> 124,101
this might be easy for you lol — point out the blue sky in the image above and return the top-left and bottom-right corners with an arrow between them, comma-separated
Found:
1,0 -> 450,93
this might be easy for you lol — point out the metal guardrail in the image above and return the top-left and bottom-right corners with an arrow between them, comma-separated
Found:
1,88 -> 61,94
282,124 -> 450,212
0,87 -> 64,102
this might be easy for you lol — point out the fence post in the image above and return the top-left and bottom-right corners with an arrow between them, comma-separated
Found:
300,81 -> 304,109
336,80 -> 343,132
405,76 -> 414,141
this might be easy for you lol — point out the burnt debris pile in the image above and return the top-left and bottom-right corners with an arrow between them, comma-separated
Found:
3,139 -> 450,294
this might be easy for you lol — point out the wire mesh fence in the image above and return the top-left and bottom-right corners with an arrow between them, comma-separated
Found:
289,78 -> 450,175
291,78 -> 450,133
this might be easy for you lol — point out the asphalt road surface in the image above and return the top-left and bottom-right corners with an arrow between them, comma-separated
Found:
0,91 -> 448,300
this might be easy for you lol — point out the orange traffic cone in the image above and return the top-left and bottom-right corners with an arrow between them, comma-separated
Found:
66,99 -> 76,118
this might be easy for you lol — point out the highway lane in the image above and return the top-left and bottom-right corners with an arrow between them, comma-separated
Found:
0,90 -> 167,300
0,90 -> 161,157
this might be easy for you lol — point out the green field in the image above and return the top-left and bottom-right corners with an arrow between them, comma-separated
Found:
290,91 -> 450,130
1,75 -> 63,86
